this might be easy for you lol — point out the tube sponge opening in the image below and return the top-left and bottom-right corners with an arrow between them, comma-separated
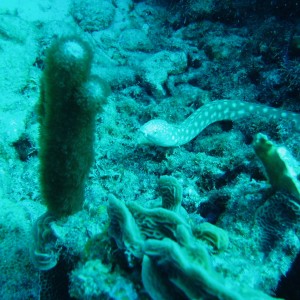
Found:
43,36 -> 93,88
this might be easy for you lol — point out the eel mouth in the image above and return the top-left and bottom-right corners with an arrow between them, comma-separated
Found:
137,129 -> 153,145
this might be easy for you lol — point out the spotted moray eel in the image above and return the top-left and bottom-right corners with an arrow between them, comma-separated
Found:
139,100 -> 300,147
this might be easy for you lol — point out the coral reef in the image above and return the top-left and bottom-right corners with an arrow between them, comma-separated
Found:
0,0 -> 300,298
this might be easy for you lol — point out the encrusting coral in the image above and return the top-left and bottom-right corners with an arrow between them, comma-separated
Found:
107,176 -> 280,300
107,194 -> 143,260
193,222 -> 229,253
30,212 -> 59,271
158,175 -> 183,213
142,234 -> 278,300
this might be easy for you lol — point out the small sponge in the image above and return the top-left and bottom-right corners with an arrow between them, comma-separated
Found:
253,133 -> 300,200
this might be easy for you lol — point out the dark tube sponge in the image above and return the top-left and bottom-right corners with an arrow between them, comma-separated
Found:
38,36 -> 110,217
